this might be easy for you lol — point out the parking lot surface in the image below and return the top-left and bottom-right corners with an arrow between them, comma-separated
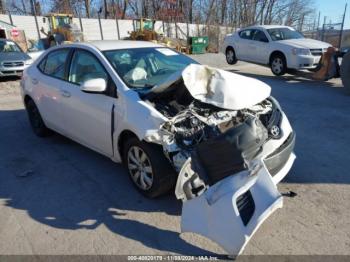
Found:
0,54 -> 349,256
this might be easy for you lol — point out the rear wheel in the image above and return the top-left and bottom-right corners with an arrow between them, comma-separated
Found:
226,47 -> 238,65
25,99 -> 52,137
270,54 -> 287,76
123,138 -> 176,198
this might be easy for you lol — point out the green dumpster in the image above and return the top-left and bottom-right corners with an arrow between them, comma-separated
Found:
189,36 -> 209,54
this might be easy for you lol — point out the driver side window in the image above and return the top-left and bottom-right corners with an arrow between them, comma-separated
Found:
252,30 -> 269,42
69,50 -> 108,85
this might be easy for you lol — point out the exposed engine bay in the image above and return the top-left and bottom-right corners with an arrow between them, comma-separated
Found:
141,64 -> 284,201
138,64 -> 295,256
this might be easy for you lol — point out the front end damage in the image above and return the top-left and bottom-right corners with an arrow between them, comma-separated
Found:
141,64 -> 296,256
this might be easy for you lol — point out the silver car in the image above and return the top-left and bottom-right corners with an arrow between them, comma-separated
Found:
0,39 -> 33,77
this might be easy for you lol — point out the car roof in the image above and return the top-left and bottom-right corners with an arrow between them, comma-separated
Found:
241,25 -> 294,30
76,40 -> 164,51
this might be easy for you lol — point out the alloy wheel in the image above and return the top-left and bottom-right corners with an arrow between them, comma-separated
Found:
127,146 -> 154,190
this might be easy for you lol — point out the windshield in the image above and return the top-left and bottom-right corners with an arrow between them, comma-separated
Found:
0,40 -> 22,53
267,28 -> 304,41
103,47 -> 197,89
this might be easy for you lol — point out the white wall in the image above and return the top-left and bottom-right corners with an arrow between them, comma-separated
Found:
0,14 -> 233,46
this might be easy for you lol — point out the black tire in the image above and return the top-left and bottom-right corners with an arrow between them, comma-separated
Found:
122,137 -> 176,198
25,99 -> 52,137
270,53 -> 287,76
226,47 -> 238,65
341,52 -> 350,93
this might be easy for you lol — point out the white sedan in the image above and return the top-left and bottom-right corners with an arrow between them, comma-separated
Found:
21,40 -> 296,255
223,25 -> 331,75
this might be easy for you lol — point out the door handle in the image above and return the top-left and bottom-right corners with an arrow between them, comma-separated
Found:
61,90 -> 71,98
32,78 -> 38,85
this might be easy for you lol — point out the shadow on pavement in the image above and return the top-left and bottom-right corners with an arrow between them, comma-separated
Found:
0,76 -> 21,82
0,108 -> 216,255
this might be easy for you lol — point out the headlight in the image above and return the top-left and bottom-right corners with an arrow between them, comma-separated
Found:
24,59 -> 33,65
292,48 -> 310,56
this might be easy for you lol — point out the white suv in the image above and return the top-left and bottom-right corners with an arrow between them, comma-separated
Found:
223,25 -> 331,75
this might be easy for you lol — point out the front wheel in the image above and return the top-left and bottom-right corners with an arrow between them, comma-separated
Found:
123,138 -> 176,198
226,48 -> 238,65
270,54 -> 287,76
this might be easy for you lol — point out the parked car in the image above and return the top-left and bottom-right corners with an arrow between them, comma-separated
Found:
223,25 -> 331,75
21,40 -> 296,255
0,38 -> 33,77
27,39 -> 49,61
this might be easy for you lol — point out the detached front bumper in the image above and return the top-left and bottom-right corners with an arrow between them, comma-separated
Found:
180,160 -> 284,256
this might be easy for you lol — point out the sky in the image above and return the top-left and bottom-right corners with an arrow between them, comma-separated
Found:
316,0 -> 349,29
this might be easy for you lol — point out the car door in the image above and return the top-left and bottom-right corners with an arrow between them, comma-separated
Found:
33,48 -> 70,133
59,48 -> 116,157
235,29 -> 254,60
246,29 -> 270,63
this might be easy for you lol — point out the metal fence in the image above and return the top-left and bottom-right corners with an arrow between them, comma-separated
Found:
302,21 -> 350,49
0,13 -> 235,52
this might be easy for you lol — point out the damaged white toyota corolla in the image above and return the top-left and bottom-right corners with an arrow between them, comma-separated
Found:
21,41 -> 296,256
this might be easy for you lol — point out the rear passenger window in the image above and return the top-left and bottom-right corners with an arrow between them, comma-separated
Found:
42,49 -> 69,80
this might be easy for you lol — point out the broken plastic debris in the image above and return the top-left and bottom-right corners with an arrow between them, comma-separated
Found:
282,191 -> 297,197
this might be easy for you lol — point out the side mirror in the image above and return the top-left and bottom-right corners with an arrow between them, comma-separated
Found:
81,78 -> 107,93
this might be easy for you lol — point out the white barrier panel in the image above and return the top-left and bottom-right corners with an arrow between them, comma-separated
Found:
101,19 -> 118,40
81,18 -> 101,40
117,19 -> 134,39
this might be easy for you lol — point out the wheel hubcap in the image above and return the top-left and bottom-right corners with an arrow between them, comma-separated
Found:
227,50 -> 234,62
272,58 -> 283,74
127,146 -> 153,190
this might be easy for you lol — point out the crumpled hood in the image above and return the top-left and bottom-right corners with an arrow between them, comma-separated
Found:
182,64 -> 271,110
278,38 -> 331,49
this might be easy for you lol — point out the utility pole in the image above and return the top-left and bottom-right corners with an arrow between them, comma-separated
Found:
0,0 -> 4,14
30,0 -> 41,40
98,7 -> 104,40
339,3 -> 347,48
321,16 -> 327,41
317,11 -> 321,29
104,0 -> 108,19
316,11 -> 321,38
